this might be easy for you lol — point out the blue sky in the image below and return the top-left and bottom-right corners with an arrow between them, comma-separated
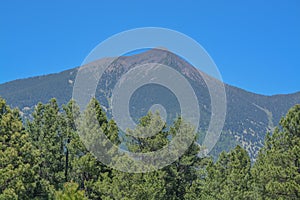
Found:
0,0 -> 299,95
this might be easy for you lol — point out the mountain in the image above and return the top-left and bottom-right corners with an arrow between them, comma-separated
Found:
0,49 -> 299,159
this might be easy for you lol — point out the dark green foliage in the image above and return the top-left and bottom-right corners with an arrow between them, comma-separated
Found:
55,182 -> 88,200
252,105 -> 300,200
201,146 -> 252,199
0,98 -> 42,199
1,96 -> 299,199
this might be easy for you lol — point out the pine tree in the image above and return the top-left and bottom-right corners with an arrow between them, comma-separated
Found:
161,117 -> 203,200
252,105 -> 300,200
4,95 -> 300,199
93,170 -> 166,200
55,182 -> 88,200
73,98 -> 121,199
203,145 -> 252,200
183,156 -> 211,200
27,99 -> 67,193
0,97 -> 40,199
92,112 -> 168,199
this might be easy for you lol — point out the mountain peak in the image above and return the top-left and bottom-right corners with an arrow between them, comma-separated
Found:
0,50 -> 299,160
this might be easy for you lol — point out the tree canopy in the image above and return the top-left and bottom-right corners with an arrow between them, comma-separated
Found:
0,97 -> 299,199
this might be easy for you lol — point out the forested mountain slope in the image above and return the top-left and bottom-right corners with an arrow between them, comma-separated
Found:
1,49 -> 299,158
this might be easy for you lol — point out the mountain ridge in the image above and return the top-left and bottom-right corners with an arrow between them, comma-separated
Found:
0,49 -> 299,159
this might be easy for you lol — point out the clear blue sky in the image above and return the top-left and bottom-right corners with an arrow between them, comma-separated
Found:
0,0 -> 299,95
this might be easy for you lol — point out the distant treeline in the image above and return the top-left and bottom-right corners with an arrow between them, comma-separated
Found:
0,97 -> 299,199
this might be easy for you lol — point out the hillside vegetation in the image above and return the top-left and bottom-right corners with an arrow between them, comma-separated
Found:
1,50 -> 300,160
0,97 -> 299,199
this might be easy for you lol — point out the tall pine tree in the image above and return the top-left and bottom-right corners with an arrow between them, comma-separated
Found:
252,105 -> 300,199
0,97 -> 39,199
